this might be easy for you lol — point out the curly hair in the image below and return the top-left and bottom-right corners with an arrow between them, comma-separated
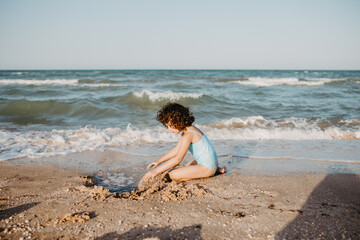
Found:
157,102 -> 195,131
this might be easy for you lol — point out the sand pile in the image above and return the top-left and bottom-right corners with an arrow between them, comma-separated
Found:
44,211 -> 95,227
114,172 -> 209,201
66,185 -> 111,201
59,211 -> 92,224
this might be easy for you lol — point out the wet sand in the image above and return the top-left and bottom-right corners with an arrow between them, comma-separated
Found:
0,162 -> 359,239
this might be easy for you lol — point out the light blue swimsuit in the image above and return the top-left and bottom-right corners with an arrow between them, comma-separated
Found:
187,130 -> 219,175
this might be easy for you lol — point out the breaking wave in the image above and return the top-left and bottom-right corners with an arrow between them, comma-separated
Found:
132,90 -> 203,102
0,117 -> 359,161
0,79 -> 126,87
233,77 -> 353,86
201,116 -> 360,141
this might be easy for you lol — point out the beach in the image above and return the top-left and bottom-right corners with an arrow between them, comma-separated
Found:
1,156 -> 359,240
0,70 -> 359,239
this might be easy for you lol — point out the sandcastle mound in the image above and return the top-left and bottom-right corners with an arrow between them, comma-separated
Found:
114,172 -> 209,201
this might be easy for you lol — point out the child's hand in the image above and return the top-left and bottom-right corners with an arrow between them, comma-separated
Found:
147,161 -> 159,169
142,170 -> 158,182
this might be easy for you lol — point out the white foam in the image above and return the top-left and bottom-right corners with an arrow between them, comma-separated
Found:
304,78 -> 348,85
233,77 -> 348,86
201,117 -> 360,141
10,72 -> 28,75
201,125 -> 358,141
0,117 -> 359,161
132,90 -> 203,102
80,83 -> 126,88
0,125 -> 178,161
0,79 -> 79,86
208,116 -> 268,128
0,79 -> 126,87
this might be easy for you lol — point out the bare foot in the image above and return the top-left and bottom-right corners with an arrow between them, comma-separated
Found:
216,166 -> 226,174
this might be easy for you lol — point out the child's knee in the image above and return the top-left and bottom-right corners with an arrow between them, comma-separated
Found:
169,171 -> 181,181
169,171 -> 176,180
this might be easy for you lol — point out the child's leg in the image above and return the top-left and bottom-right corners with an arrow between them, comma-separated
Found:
185,160 -> 198,166
169,165 -> 213,182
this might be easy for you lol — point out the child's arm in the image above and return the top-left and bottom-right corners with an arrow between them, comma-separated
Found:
146,138 -> 182,169
142,133 -> 192,182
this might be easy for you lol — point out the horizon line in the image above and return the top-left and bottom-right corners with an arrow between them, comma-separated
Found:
0,68 -> 359,71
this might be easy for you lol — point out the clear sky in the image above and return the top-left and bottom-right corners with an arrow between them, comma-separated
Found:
0,0 -> 359,70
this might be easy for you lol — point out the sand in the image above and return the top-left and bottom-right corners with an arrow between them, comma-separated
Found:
0,162 -> 359,240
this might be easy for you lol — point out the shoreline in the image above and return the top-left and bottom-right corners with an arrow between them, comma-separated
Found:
1,161 -> 359,239
6,147 -> 360,173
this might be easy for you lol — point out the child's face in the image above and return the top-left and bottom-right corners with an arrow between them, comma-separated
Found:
166,122 -> 180,135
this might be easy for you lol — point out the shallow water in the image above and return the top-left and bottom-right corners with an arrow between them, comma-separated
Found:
8,139 -> 360,192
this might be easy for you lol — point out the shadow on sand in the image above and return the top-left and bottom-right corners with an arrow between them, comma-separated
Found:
94,224 -> 203,240
275,174 -> 360,239
0,202 -> 40,221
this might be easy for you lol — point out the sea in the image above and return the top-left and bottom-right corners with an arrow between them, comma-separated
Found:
1,70 -> 359,191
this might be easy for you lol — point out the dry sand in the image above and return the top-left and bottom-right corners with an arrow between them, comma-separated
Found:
0,162 -> 359,240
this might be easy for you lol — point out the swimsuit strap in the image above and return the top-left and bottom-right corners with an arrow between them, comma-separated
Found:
186,129 -> 203,137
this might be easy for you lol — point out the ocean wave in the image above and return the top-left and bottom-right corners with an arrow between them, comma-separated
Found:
0,79 -> 126,87
0,79 -> 80,86
10,72 -> 28,75
132,90 -> 203,102
201,117 -> 360,140
233,77 -> 351,86
0,125 -> 177,161
80,83 -> 127,87
206,116 -> 360,130
0,117 -> 359,161
0,98 -> 122,124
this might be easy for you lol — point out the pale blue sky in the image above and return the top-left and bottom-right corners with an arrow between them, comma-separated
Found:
0,0 -> 359,70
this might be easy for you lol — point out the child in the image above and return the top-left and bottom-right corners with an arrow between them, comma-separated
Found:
142,102 -> 225,182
